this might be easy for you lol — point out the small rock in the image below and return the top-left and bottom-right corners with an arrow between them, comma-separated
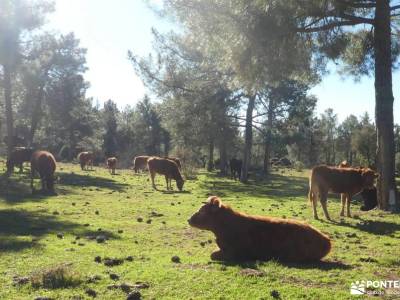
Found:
52,211 -> 59,215
56,233 -> 64,239
72,202 -> 76,206
104,258 -> 124,267
270,290 -> 280,299
171,256 -> 181,263
84,223 -> 90,227
127,291 -> 141,300
85,288 -> 97,298
200,242 -> 206,247
118,230 -> 124,234
109,273 -> 120,281
96,235 -> 106,243
95,210 -> 99,215
94,256 -> 102,263
137,217 -> 143,223
126,256 -> 134,262
146,219 -> 152,224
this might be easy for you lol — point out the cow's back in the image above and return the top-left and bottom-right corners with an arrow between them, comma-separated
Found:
148,157 -> 180,178
31,151 -> 56,176
311,165 -> 363,193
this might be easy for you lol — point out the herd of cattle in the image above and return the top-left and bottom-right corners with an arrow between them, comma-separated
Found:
3,147 -> 382,262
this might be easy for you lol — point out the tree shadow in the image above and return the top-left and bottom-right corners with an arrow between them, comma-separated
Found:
334,219 -> 400,235
59,172 -> 128,191
0,209 -> 119,253
199,173 -> 310,200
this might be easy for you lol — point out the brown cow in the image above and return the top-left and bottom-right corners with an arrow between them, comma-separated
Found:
147,157 -> 184,191
309,165 -> 378,220
189,196 -> 331,262
107,157 -> 117,175
133,155 -> 150,173
78,151 -> 94,170
6,147 -> 34,174
30,151 -> 57,194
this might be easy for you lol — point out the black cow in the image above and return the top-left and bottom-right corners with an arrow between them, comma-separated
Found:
230,158 -> 242,181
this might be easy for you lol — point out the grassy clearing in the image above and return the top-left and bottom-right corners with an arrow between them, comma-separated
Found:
0,162 -> 399,299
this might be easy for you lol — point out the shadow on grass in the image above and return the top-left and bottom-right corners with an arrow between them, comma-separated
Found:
199,172 -> 309,200
335,219 -> 400,235
59,172 -> 128,191
212,259 -> 351,271
0,209 -> 119,253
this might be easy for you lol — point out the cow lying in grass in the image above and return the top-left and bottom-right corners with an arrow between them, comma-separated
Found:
30,150 -> 57,195
133,155 -> 150,173
107,157 -> 117,175
78,151 -> 94,170
309,165 -> 378,220
147,157 -> 184,191
6,147 -> 34,174
189,196 -> 331,262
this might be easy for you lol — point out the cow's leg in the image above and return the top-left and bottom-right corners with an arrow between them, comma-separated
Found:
309,190 -> 318,220
320,191 -> 331,221
340,194 -> 346,217
165,176 -> 169,190
41,176 -> 46,191
19,163 -> 23,173
150,170 -> 157,190
346,195 -> 352,217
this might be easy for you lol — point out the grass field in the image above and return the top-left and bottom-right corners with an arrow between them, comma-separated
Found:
0,162 -> 399,300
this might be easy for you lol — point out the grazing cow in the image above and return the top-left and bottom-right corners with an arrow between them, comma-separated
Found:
133,155 -> 150,173
229,158 -> 242,181
309,165 -> 378,220
166,157 -> 182,170
147,157 -> 184,191
360,187 -> 378,211
78,151 -> 94,170
30,150 -> 57,194
107,157 -> 117,175
189,196 -> 331,262
6,147 -> 34,174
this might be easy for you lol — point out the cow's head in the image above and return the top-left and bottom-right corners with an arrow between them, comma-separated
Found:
361,168 -> 378,189
176,178 -> 184,191
188,196 -> 223,230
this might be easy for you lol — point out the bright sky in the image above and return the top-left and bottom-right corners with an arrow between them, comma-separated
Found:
47,0 -> 400,123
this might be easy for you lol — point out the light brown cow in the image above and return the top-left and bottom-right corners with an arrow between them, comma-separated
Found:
78,151 -> 94,170
133,155 -> 150,173
309,165 -> 378,220
30,150 -> 57,194
189,196 -> 331,262
147,157 -> 184,191
107,157 -> 117,175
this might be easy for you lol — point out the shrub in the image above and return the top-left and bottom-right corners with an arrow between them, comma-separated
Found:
30,264 -> 81,289
294,161 -> 305,172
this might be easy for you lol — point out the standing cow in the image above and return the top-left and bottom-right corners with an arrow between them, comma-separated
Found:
229,158 -> 242,181
308,165 -> 378,220
147,157 -> 184,191
133,156 -> 150,173
6,147 -> 34,174
30,151 -> 57,194
107,157 -> 117,175
78,151 -> 94,170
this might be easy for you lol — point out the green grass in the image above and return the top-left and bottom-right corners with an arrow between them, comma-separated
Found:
0,163 -> 399,299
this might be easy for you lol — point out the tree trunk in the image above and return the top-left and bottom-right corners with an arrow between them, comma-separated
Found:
374,1 -> 398,211
3,64 -> 14,155
207,139 -> 214,171
219,138 -> 228,175
241,95 -> 255,182
29,84 -> 45,146
263,99 -> 274,174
